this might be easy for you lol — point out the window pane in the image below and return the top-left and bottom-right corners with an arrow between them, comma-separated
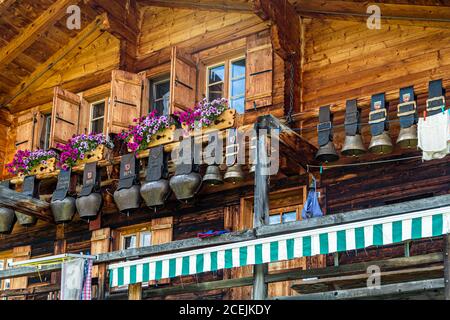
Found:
269,214 -> 281,225
230,97 -> 245,114
231,78 -> 245,97
92,102 -> 105,118
155,81 -> 170,100
208,82 -> 224,101
91,119 -> 104,134
140,231 -> 152,247
231,59 -> 245,78
124,235 -> 137,250
150,76 -> 170,115
282,211 -> 297,223
208,65 -> 225,84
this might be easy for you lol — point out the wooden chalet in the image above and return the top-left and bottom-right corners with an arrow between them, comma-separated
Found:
0,0 -> 449,300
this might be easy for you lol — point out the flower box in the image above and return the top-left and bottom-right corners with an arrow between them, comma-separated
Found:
75,144 -> 105,166
29,157 -> 56,175
181,109 -> 236,134
143,125 -> 177,149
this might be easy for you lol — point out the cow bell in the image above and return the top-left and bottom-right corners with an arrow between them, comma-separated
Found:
76,162 -> 102,220
0,207 -> 15,234
170,138 -> 203,201
224,164 -> 244,184
203,165 -> 223,186
113,154 -> 141,214
369,131 -> 393,154
16,175 -> 39,227
51,169 -> 76,224
341,134 -> 366,157
15,212 -> 36,227
51,197 -> 76,224
141,179 -> 170,208
315,141 -> 339,163
396,124 -> 418,149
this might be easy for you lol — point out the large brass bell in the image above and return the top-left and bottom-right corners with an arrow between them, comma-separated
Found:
224,164 -> 244,184
169,172 -> 202,201
0,207 -> 15,234
141,146 -> 171,208
114,185 -> 141,214
51,197 -> 76,224
369,131 -> 393,154
15,212 -> 37,227
203,165 -> 223,186
76,193 -> 102,220
16,176 -> 38,227
113,154 -> 141,214
341,134 -> 366,157
315,141 -> 339,163
397,124 -> 418,149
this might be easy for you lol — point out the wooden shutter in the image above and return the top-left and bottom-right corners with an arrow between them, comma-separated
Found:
90,228 -> 110,278
109,70 -> 144,135
10,246 -> 31,294
170,47 -> 197,113
151,217 -> 173,285
49,87 -> 82,148
245,31 -> 273,110
15,110 -> 41,151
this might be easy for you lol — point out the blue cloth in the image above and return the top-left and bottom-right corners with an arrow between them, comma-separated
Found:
197,230 -> 229,238
301,190 -> 323,219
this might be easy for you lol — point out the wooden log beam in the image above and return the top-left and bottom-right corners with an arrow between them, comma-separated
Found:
0,0 -> 15,16
105,253 -> 443,299
138,0 -> 253,12
0,186 -> 53,223
0,284 -> 60,298
4,13 -> 110,110
275,279 -> 445,300
0,0 -> 82,70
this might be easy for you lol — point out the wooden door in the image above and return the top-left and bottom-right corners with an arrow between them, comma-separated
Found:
170,47 -> 197,113
49,87 -> 83,148
109,70 -> 144,135
245,31 -> 273,110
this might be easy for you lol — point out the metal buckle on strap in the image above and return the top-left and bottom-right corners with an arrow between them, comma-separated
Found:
368,109 -> 387,124
397,101 -> 416,117
317,121 -> 332,132
426,95 -> 445,111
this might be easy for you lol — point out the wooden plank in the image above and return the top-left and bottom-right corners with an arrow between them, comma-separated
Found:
0,284 -> 59,298
0,186 -> 53,223
291,266 -> 443,294
276,279 -> 445,300
0,0 -> 82,69
0,0 -> 15,16
139,0 -> 252,12
128,283 -> 142,300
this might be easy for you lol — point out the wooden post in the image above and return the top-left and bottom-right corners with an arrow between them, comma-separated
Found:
128,283 -> 142,300
252,119 -> 270,300
445,234 -> 450,300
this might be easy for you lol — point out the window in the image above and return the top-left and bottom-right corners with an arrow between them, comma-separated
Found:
269,206 -> 301,225
206,57 -> 246,114
0,257 -> 13,292
119,226 -> 152,251
150,75 -> 170,115
90,100 -> 106,134
39,114 -> 52,150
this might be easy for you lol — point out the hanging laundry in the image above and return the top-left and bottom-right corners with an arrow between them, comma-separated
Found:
61,258 -> 85,300
197,230 -> 230,239
301,189 -> 323,219
81,259 -> 93,300
418,111 -> 450,161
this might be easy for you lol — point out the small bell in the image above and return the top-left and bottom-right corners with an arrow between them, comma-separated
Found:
315,141 -> 339,163
223,164 -> 244,184
369,131 -> 393,154
203,165 -> 223,186
396,124 -> 418,149
341,134 -> 366,157
0,207 -> 15,234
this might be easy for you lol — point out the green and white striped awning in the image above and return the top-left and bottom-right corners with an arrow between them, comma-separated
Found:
109,206 -> 450,287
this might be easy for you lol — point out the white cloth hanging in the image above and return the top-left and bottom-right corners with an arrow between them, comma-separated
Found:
418,111 -> 450,161
61,258 -> 85,300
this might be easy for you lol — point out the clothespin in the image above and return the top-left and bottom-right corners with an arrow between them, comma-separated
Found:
442,105 -> 446,114
319,165 -> 323,174
423,110 -> 427,121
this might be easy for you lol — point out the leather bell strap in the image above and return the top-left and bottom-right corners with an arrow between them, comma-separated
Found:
317,105 -> 333,147
52,169 -> 72,201
146,145 -> 168,182
79,162 -> 99,197
344,99 -> 360,136
175,137 -> 199,176
426,79 -> 446,116
397,86 -> 417,129
225,128 -> 239,167
118,153 -> 139,191
369,93 -> 388,136
22,175 -> 39,198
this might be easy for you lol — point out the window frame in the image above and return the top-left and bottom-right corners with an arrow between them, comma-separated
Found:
149,74 -> 171,115
89,99 -> 106,134
119,224 -> 153,251
206,61 -> 226,103
228,56 -> 246,113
